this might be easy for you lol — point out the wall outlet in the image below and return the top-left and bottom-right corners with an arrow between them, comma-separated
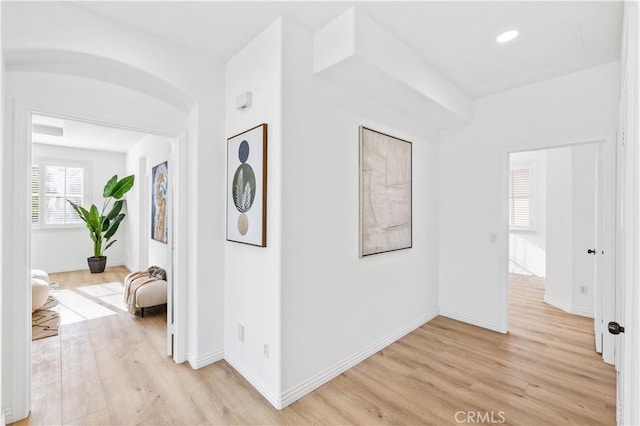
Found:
489,233 -> 497,244
263,343 -> 269,359
238,324 -> 245,343
579,285 -> 588,295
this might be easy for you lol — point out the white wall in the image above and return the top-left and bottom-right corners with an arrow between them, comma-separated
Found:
125,135 -> 172,273
224,18 -> 283,403
439,62 -> 619,333
223,17 -> 440,409
31,143 -> 127,273
279,19 -> 439,406
535,143 -> 597,317
509,150 -> 547,277
571,144 -> 597,315
546,147 -> 574,308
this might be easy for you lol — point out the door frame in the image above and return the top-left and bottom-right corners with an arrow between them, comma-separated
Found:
502,132 -> 617,364
4,100 -> 188,422
617,3 -> 639,424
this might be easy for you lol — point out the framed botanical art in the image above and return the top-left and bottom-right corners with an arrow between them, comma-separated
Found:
151,161 -> 168,244
359,126 -> 412,257
226,123 -> 268,247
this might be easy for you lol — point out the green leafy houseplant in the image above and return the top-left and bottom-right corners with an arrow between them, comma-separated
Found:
67,174 -> 135,272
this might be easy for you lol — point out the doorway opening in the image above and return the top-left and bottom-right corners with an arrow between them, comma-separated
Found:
28,112 -> 179,417
507,140 -> 615,362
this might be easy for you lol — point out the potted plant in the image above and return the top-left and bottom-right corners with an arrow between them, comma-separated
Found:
68,174 -> 135,273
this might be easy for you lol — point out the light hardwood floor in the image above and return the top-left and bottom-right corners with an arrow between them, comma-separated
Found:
15,271 -> 615,425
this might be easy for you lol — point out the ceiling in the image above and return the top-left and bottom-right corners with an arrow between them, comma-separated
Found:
32,114 -> 150,153
9,1 -> 624,147
73,1 -> 623,98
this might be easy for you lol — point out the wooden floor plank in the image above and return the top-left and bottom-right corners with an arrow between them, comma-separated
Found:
14,271 -> 615,425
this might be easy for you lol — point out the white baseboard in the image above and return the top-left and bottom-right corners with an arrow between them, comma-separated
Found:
2,406 -> 12,425
36,262 -> 126,274
439,308 -> 506,333
279,308 -> 439,409
224,351 -> 281,409
188,348 -> 224,370
543,295 -> 594,318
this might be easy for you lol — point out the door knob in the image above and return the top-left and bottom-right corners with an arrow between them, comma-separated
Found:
608,321 -> 625,335
587,249 -> 596,254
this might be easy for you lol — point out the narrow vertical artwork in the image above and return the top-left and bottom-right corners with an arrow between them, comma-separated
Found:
359,126 -> 412,257
226,123 -> 268,247
151,161 -> 168,243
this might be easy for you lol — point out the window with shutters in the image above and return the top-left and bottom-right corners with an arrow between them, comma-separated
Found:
509,164 -> 535,231
31,165 -> 40,225
31,160 -> 89,228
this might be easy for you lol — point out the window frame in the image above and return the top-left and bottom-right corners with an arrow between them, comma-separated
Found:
509,162 -> 536,232
31,157 -> 91,230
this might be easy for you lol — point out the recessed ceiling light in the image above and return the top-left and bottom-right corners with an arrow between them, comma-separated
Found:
496,30 -> 519,44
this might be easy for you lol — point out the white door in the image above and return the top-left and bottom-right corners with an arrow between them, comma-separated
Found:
615,125 -> 628,424
614,3 -> 637,423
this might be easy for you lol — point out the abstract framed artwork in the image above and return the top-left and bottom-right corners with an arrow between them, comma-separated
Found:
226,123 -> 268,247
151,161 -> 168,244
359,126 -> 412,257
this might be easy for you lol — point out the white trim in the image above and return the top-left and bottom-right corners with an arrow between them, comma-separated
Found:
171,130 -> 188,364
543,295 -> 595,319
188,348 -> 224,370
225,351 -> 281,409
439,308 -> 506,334
36,262 -> 126,275
2,100 -> 33,421
278,309 -> 439,409
2,407 -> 12,425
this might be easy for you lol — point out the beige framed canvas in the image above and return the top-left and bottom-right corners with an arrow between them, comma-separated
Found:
359,126 -> 412,257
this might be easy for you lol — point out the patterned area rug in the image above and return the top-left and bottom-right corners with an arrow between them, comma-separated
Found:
32,296 -> 60,340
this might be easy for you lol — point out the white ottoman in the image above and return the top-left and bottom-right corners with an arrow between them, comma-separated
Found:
32,278 -> 49,312
123,271 -> 167,317
135,280 -> 168,317
31,269 -> 50,284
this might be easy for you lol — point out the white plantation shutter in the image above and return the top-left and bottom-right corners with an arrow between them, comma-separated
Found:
509,166 -> 533,229
31,165 -> 40,225
32,162 -> 87,227
44,165 -> 84,225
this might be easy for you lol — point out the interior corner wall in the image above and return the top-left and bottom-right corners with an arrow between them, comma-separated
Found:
438,62 -> 619,333
31,143 -> 128,272
223,18 -> 283,403
125,135 -> 172,273
189,63 -> 226,370
279,19 -> 439,406
570,144 -> 597,315
545,147 -> 574,308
